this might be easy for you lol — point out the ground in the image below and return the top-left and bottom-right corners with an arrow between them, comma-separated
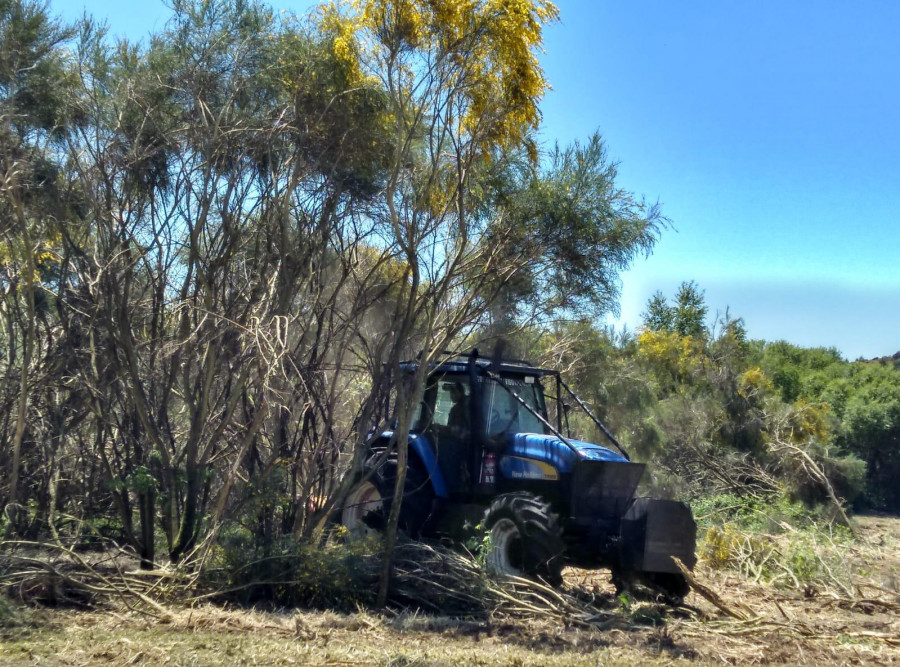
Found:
1,516 -> 898,666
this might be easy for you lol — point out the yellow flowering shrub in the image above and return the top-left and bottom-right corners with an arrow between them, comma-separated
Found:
353,0 -> 559,151
701,524 -> 775,572
637,329 -> 703,383
787,400 -> 832,443
738,367 -> 774,399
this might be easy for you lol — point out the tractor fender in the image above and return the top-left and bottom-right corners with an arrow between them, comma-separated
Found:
372,432 -> 449,499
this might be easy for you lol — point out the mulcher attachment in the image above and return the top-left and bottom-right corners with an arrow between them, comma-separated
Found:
619,497 -> 697,574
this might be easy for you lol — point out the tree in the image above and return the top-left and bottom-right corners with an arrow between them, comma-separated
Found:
486,134 -> 664,329
0,0 -> 76,523
642,290 -> 674,332
673,281 -> 708,339
332,0 -> 563,605
641,281 -> 708,339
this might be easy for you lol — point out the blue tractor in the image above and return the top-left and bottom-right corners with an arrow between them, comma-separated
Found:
341,350 -> 697,602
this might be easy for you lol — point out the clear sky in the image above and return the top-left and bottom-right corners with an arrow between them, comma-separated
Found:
50,0 -> 900,360
538,2 -> 900,360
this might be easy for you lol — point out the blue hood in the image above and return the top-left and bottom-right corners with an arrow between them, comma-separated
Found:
504,432 -> 627,474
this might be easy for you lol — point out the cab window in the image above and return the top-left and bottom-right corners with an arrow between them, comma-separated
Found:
414,377 -> 470,434
482,376 -> 548,436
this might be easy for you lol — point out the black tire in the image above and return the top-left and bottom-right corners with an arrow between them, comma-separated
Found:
482,492 -> 565,587
611,569 -> 689,606
644,572 -> 689,605
341,453 -> 435,537
378,454 -> 434,535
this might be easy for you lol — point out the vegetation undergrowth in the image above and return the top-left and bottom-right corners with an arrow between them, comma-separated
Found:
696,493 -> 855,592
0,594 -> 17,628
205,527 -> 382,610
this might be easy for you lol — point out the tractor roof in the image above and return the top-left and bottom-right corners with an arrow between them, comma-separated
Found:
399,352 -> 556,378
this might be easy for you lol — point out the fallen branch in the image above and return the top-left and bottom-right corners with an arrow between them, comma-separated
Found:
673,558 -> 754,621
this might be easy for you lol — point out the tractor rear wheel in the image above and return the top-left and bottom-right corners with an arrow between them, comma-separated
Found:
482,492 -> 565,587
341,453 -> 434,537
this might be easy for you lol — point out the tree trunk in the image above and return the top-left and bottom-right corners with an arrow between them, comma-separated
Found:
6,199 -> 36,531
170,461 -> 202,562
138,487 -> 156,570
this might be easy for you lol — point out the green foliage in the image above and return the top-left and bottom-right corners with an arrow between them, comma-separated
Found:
772,366 -> 801,403
463,521 -> 494,569
840,372 -> 900,510
642,291 -> 674,332
698,493 -> 853,589
673,281 -> 708,339
485,133 -> 666,325
640,281 -> 708,340
758,341 -> 900,511
693,493 -> 828,534
0,0 -> 76,131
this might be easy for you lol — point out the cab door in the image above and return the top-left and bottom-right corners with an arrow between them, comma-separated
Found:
421,377 -> 473,496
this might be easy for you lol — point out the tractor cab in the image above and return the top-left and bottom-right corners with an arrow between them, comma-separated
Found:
410,358 -> 557,498
394,350 -> 635,511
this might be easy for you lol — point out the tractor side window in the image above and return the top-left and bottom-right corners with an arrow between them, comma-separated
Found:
412,382 -> 437,431
484,382 -> 517,436
516,391 -> 545,433
433,380 -> 469,435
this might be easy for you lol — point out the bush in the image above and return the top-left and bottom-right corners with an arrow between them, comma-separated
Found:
204,526 -> 381,610
698,494 -> 853,591
692,492 -> 828,534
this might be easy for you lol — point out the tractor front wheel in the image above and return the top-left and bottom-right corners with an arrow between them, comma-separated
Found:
611,569 -> 689,605
341,478 -> 384,538
482,492 -> 564,587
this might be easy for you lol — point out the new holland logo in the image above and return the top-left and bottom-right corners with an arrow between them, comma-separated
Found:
499,456 -> 559,481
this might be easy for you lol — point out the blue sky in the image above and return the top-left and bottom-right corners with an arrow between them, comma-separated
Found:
51,0 -> 900,359
538,2 -> 900,359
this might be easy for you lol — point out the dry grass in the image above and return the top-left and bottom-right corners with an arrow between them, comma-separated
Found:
0,604 -> 696,666
1,515 -> 899,666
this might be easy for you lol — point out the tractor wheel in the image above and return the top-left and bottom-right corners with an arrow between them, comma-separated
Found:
482,492 -> 565,587
378,454 -> 434,536
611,569 -> 689,606
341,477 -> 384,538
341,453 -> 434,537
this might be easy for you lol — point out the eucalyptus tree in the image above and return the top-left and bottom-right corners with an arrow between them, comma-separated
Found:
0,0 -> 78,528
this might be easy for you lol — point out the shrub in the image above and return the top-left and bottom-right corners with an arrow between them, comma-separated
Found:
204,526 -> 381,610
